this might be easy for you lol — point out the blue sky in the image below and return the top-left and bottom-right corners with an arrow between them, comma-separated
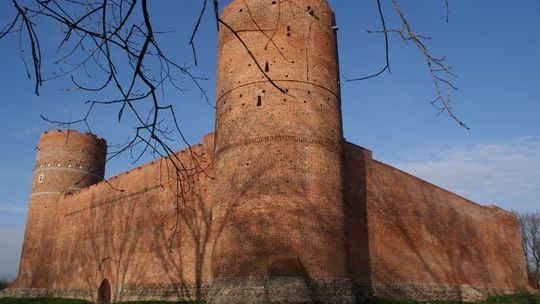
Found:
0,0 -> 539,279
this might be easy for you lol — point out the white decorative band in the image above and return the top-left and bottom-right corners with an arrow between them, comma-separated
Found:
30,191 -> 63,197
34,166 -> 103,179
30,187 -> 85,197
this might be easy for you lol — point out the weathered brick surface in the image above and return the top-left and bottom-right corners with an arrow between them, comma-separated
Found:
15,130 -> 106,289
343,142 -> 531,301
210,0 -> 351,301
10,131 -> 215,303
6,1 -> 530,303
4,283 -> 209,303
207,277 -> 355,304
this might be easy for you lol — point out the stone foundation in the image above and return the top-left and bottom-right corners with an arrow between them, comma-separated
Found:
207,277 -> 355,304
1,281 -> 528,303
370,282 -> 520,303
112,283 -> 209,302
2,283 -> 208,303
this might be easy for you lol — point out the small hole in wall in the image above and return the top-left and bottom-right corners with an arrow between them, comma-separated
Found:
265,62 -> 270,72
257,96 -> 262,106
239,94 -> 243,98
272,0 -> 276,4
239,8 -> 243,12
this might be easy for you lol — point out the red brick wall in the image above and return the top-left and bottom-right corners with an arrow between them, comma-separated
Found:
45,134 -> 215,301
17,130 -> 106,289
11,0 -> 530,300
343,142 -> 529,296
211,0 -> 348,281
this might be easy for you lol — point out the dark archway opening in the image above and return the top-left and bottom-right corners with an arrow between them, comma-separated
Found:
97,279 -> 111,304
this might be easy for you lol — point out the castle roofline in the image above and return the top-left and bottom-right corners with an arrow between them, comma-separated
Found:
222,0 -> 331,17
61,132 -> 215,199
41,129 -> 106,144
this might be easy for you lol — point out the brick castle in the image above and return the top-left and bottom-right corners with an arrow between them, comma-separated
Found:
4,0 -> 530,303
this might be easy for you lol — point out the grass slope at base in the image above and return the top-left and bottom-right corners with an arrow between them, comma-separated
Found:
369,293 -> 540,304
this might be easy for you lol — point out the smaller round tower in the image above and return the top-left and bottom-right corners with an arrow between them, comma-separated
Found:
16,129 -> 106,288
31,129 -> 107,195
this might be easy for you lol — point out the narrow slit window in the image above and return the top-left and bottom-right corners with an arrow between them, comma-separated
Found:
257,96 -> 262,106
265,62 -> 270,72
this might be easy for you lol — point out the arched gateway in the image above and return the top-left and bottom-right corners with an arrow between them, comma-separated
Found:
97,279 -> 111,304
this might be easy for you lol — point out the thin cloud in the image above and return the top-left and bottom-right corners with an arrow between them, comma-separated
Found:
0,227 -> 24,280
390,138 -> 540,212
2,195 -> 26,205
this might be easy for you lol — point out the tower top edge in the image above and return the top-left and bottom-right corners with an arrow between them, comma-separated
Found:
40,129 -> 107,145
222,0 -> 331,16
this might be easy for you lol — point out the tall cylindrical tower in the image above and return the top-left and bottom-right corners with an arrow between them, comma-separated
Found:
210,0 -> 352,302
16,129 -> 106,288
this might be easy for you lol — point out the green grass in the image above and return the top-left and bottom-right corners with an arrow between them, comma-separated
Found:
366,293 -> 540,304
482,293 -> 540,304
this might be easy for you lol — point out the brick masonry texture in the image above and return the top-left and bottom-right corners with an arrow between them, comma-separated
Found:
5,0 -> 530,303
